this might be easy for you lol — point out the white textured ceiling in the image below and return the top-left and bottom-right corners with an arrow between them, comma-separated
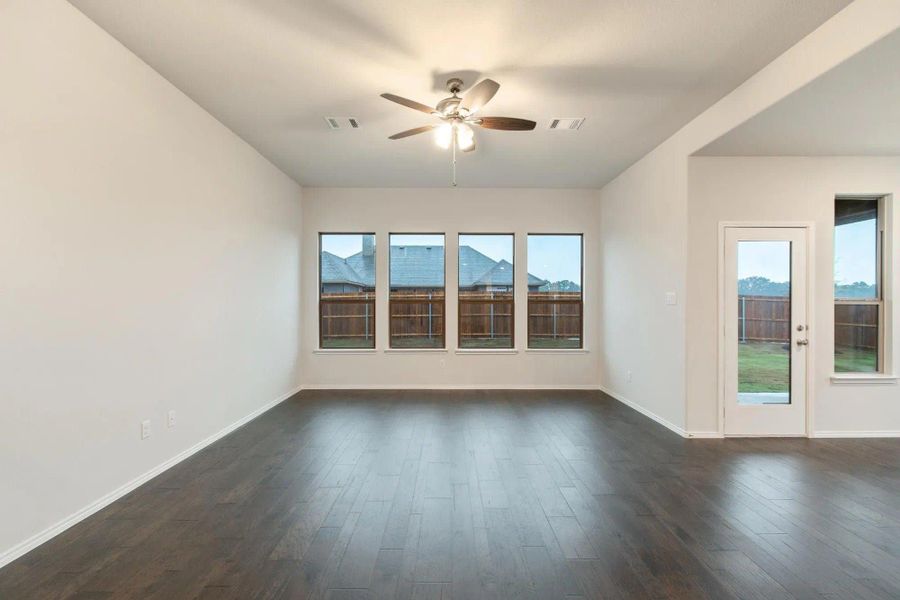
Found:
698,27 -> 900,156
70,0 -> 850,187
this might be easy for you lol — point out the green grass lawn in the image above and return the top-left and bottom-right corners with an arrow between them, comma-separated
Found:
739,341 -> 877,392
834,345 -> 878,373
527,337 -> 582,349
388,336 -> 445,349
321,337 -> 375,349
459,337 -> 513,349
739,342 -> 790,393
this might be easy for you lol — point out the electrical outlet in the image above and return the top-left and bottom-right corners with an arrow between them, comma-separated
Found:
627,370 -> 633,383
167,410 -> 176,429
141,420 -> 151,440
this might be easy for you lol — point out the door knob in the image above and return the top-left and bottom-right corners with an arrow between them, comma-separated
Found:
796,339 -> 809,346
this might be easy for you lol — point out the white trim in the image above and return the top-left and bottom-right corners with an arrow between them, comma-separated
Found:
383,348 -> 448,354
454,349 -> 519,355
830,373 -> 898,385
599,385 -> 688,438
303,383 -> 601,390
812,430 -> 900,438
0,384 -> 303,570
313,349 -> 377,354
724,433 -> 808,438
685,431 -> 725,439
524,349 -> 590,354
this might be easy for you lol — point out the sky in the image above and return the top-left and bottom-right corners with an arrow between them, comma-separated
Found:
526,235 -> 582,284
736,219 -> 876,285
834,219 -> 877,285
737,241 -> 791,281
321,233 -> 369,258
321,234 -> 581,284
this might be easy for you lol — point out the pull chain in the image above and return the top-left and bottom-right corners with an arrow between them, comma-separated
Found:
451,127 -> 458,187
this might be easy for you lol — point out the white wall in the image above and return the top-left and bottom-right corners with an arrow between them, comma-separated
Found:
0,0 -> 303,563
301,188 -> 600,388
597,0 -> 900,434
687,157 -> 900,435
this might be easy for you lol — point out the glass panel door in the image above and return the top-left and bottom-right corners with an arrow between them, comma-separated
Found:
724,227 -> 808,436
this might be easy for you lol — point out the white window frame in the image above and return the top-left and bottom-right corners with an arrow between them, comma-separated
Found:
833,194 -> 894,380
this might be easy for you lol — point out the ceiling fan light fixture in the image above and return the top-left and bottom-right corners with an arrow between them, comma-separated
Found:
435,123 -> 453,149
456,123 -> 475,151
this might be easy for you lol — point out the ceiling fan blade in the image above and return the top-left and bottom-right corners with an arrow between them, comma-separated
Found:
476,117 -> 536,131
388,125 -> 436,140
459,79 -> 500,114
381,93 -> 436,115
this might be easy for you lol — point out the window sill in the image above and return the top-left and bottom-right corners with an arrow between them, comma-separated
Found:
313,348 -> 377,354
455,349 -> 518,355
830,373 -> 897,385
384,348 -> 448,354
524,348 -> 589,354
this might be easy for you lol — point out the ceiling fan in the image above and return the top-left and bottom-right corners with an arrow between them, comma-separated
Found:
381,77 -> 536,185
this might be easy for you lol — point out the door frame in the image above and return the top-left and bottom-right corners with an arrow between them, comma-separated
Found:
717,221 -> 816,437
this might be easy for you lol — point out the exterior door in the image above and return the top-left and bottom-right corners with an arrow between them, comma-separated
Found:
724,227 -> 808,436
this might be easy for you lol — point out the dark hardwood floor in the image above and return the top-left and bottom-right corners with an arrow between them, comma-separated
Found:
3,390 -> 900,599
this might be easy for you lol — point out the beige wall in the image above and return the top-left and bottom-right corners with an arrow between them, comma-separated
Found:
687,157 -> 900,434
301,188 -> 601,388
0,0 -> 303,563
597,0 -> 899,434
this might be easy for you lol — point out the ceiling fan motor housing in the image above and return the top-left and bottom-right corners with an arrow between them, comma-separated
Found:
446,77 -> 464,93
436,96 -> 461,116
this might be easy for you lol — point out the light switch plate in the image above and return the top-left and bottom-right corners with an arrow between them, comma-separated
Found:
665,292 -> 677,306
141,420 -> 151,440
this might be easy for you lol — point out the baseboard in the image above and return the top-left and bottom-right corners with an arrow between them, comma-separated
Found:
302,383 -> 603,390
597,385 -> 694,438
812,430 -> 900,438
0,384 -> 303,570
684,431 -> 725,438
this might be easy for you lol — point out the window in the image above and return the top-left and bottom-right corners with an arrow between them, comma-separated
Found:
389,234 -> 445,348
527,234 -> 583,349
458,234 -> 514,349
319,233 -> 376,349
834,197 -> 884,373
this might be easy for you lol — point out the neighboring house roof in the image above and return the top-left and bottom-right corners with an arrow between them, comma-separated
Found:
320,251 -> 368,286
321,245 -> 549,288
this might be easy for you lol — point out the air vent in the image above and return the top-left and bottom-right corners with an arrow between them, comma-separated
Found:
324,117 -> 361,130
547,118 -> 585,130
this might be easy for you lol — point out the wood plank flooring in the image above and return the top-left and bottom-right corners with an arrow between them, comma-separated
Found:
3,389 -> 900,599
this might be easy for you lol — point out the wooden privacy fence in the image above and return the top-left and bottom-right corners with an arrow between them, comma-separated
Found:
389,291 -> 445,343
459,292 -> 513,343
319,293 -> 375,347
528,292 -> 582,343
738,295 -> 877,349
834,302 -> 878,350
321,291 -> 583,345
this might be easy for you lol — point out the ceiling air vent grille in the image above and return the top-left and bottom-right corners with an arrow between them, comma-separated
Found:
547,118 -> 584,130
324,117 -> 360,130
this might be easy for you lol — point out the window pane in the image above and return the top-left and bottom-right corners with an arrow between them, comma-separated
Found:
527,235 -> 582,349
459,234 -> 514,349
834,198 -> 878,300
319,234 -> 375,349
737,241 -> 791,405
834,197 -> 881,373
835,303 -> 879,372
390,234 -> 445,348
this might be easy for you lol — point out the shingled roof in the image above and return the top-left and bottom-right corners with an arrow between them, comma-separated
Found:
321,245 -> 548,289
